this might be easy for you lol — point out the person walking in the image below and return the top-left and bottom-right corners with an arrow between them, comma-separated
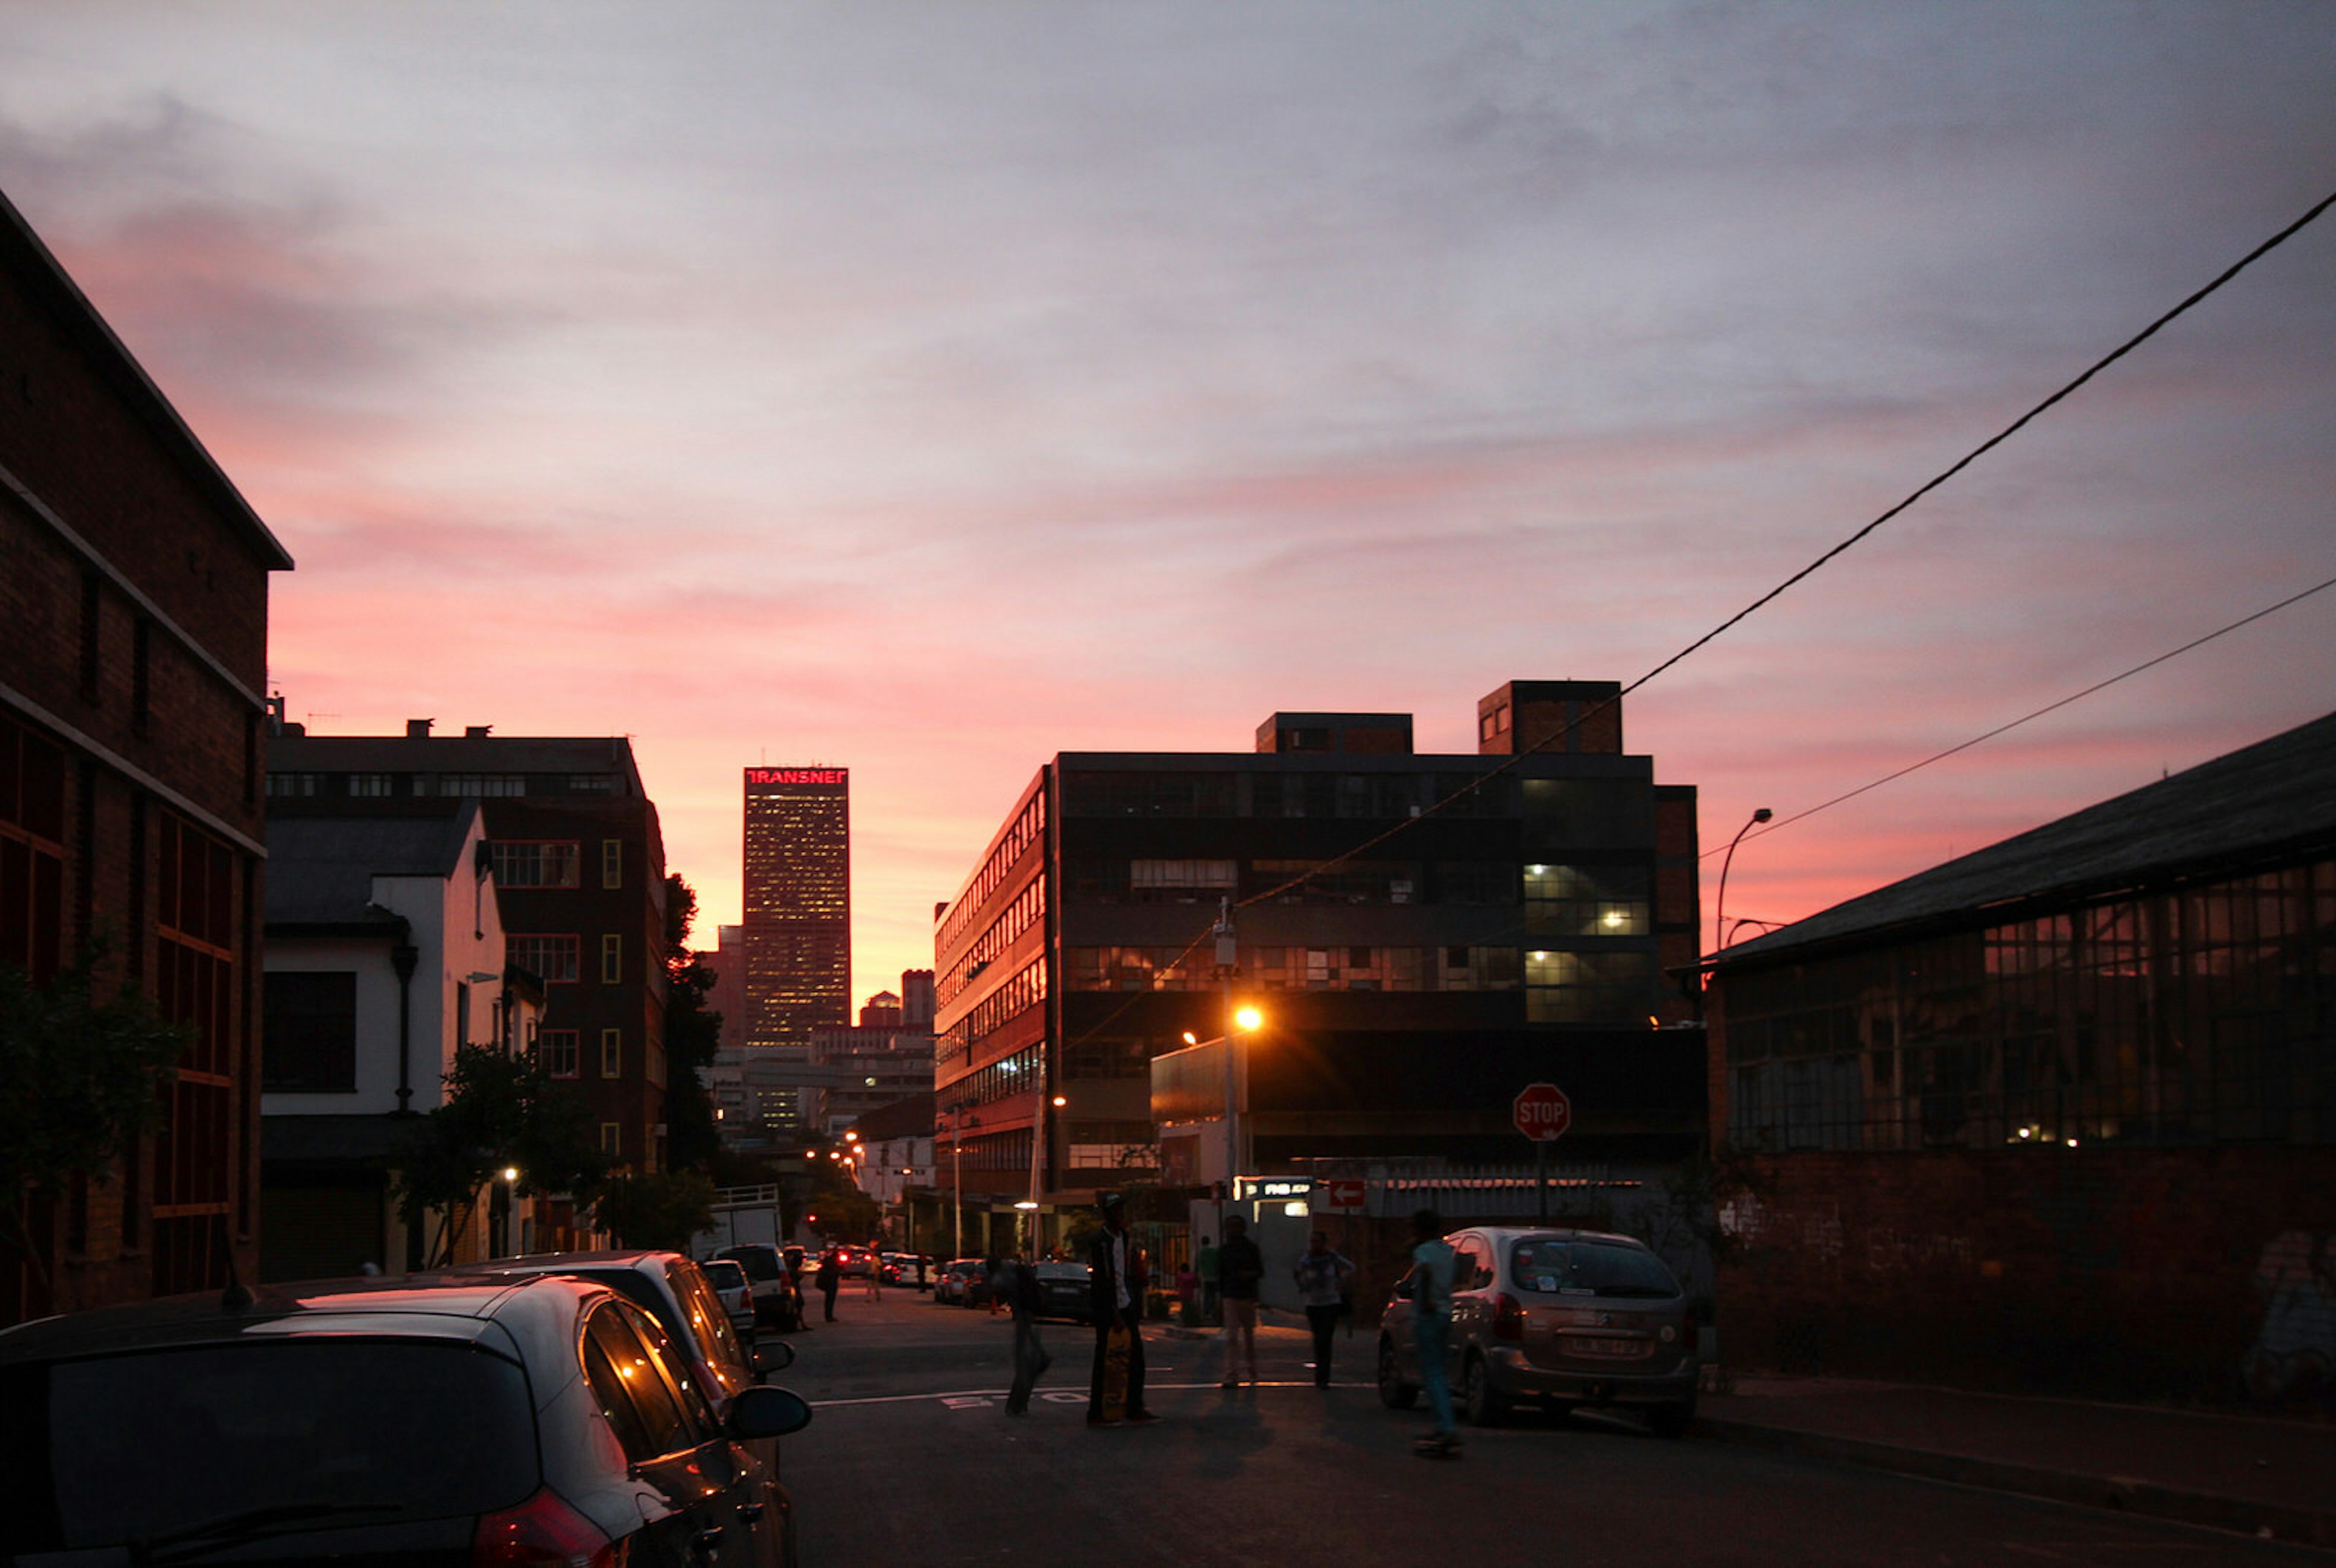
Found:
1195,1234 -> 1220,1326
1215,1213 -> 1264,1387
862,1246 -> 882,1302
1291,1230 -> 1356,1387
817,1244 -> 842,1323
1408,1209 -> 1460,1457
1003,1257 -> 1051,1415
1085,1193 -> 1156,1426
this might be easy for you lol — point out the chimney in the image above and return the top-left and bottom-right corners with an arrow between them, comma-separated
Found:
406,719 -> 434,739
464,725 -> 492,738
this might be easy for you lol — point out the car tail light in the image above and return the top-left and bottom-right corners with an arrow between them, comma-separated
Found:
474,1488 -> 623,1568
1492,1292 -> 1526,1342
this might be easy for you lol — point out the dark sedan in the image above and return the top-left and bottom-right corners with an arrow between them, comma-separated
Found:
1031,1261 -> 1095,1322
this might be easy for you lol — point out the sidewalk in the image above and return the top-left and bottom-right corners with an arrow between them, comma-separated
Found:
1697,1376 -> 2336,1550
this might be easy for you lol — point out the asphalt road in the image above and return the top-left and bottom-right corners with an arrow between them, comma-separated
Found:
772,1288 -> 2315,1566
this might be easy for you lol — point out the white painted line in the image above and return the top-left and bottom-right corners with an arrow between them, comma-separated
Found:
807,1381 -> 1369,1409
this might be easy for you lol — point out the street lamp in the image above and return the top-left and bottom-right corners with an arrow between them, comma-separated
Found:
1181,1005 -> 1265,1191
1714,807 -> 1774,956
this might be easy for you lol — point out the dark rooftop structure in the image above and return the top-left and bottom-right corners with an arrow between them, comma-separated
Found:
1718,709 -> 2336,967
265,805 -> 482,930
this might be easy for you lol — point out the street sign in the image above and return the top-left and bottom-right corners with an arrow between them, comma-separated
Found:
1514,1082 -> 1572,1142
1317,1178 -> 1366,1212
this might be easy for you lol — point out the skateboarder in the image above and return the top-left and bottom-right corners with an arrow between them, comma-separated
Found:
1085,1192 -> 1155,1426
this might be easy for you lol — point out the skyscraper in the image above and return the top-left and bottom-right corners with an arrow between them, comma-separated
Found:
741,766 -> 851,1068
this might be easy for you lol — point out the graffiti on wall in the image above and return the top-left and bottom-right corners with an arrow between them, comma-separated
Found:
2245,1231 -> 2336,1401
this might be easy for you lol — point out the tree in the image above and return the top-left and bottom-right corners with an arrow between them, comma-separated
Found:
392,1044 -> 609,1265
662,875 -> 723,1173
0,948 -> 189,1283
594,1168 -> 718,1252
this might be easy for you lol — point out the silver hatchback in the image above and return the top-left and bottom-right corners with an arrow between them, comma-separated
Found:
1378,1226 -> 1698,1437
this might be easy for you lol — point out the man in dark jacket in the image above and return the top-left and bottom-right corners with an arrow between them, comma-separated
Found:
1085,1193 -> 1156,1426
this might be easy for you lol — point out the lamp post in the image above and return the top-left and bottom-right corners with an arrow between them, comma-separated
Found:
1183,1004 -> 1265,1192
1714,807 -> 1773,956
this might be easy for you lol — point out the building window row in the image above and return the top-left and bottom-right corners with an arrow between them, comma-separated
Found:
1063,945 -> 1532,994
1523,948 -> 1657,1024
0,713 -> 68,984
266,772 -> 616,799
941,1046 -> 1042,1112
1066,856 -> 1608,908
939,790 -> 1046,952
1723,862 -> 2336,1153
1524,863 -> 1652,937
939,875 -> 1046,1009
1059,770 -> 1518,822
510,934 -> 580,983
953,956 -> 1048,1046
491,840 -> 580,889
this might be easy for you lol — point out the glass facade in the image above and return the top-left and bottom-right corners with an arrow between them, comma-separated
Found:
1723,861 -> 2336,1151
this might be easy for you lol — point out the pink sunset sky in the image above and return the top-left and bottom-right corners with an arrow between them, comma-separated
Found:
4,4 -> 2332,1005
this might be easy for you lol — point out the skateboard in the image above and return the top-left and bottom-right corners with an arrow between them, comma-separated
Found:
1101,1319 -> 1132,1423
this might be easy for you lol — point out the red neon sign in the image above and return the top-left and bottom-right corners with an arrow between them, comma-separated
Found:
746,768 -> 847,786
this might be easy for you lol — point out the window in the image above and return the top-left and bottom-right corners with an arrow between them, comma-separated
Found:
569,774 -> 616,795
347,773 -> 394,797
1524,864 -> 1651,937
1525,949 -> 1655,1023
266,772 -> 319,798
262,971 -> 358,1092
77,568 -> 100,704
490,841 -> 579,889
2,715 -> 69,983
131,616 -> 152,734
601,839 -> 623,889
601,1027 -> 622,1078
434,774 -> 526,797
1129,859 -> 1237,896
455,982 -> 472,1048
601,933 -> 622,983
600,1122 -> 623,1155
540,1029 -> 579,1078
582,1306 -> 697,1462
508,934 -> 579,983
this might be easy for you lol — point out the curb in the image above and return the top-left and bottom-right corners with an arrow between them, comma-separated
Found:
1695,1415 -> 2336,1552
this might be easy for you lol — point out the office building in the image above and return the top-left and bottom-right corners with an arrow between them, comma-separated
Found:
0,188 -> 293,1321
932,681 -> 1705,1251
741,766 -> 850,1054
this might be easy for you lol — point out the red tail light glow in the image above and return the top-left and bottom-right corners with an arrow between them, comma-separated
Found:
473,1488 -> 623,1568
1492,1292 -> 1526,1342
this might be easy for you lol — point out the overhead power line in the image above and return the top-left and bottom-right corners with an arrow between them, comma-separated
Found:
1712,569 -> 2336,855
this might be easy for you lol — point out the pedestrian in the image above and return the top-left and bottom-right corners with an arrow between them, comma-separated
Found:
1408,1209 -> 1460,1457
1004,1257 -> 1051,1415
862,1246 -> 881,1301
1292,1229 -> 1356,1387
1086,1193 -> 1156,1426
984,1251 -> 1009,1316
1174,1259 -> 1199,1325
1196,1234 -> 1220,1325
1215,1213 -> 1264,1387
818,1244 -> 841,1323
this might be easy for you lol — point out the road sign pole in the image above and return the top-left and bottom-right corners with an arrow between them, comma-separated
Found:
1536,1136 -> 1548,1224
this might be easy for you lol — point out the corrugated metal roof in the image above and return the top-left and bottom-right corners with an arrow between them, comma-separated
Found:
1715,709 -> 2336,968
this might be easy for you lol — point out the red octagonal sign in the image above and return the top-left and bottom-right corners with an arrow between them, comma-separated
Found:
1514,1082 -> 1572,1142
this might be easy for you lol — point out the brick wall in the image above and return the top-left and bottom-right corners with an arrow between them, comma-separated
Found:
1714,1145 -> 2336,1408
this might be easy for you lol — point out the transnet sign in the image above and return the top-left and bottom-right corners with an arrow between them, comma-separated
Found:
746,768 -> 846,786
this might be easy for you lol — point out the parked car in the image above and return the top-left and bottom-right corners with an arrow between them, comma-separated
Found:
718,1240 -> 807,1333
835,1245 -> 875,1278
881,1252 -> 933,1289
933,1257 -> 989,1306
455,1249 -> 784,1411
1031,1260 -> 1095,1322
1377,1226 -> 1699,1437
0,1272 -> 813,1567
701,1257 -> 760,1346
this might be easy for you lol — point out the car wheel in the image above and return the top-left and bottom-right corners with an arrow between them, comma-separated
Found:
1647,1395 -> 1696,1440
1460,1353 -> 1509,1427
1377,1336 -> 1417,1409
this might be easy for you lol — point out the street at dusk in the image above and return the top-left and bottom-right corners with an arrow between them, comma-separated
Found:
2,5 -> 2334,1566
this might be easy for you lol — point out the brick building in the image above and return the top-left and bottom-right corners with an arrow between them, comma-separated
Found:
265,718 -> 672,1173
933,680 -> 1705,1254
1705,711 -> 2336,1404
0,187 -> 293,1320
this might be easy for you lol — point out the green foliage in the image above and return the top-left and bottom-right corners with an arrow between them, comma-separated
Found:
0,950 -> 189,1202
662,875 -> 723,1173
392,1044 -> 610,1264
594,1168 -> 718,1252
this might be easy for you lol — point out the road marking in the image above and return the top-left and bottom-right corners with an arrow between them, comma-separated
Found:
807,1381 -> 1369,1409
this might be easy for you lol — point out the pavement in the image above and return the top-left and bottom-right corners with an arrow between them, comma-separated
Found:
1697,1375 -> 2336,1552
1169,1308 -> 2335,1551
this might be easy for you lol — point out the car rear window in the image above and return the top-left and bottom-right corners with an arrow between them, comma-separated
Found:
725,1247 -> 780,1282
703,1260 -> 748,1291
1510,1239 -> 1681,1299
0,1340 -> 538,1553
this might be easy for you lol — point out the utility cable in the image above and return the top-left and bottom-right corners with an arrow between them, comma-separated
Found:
1708,569 -> 2336,856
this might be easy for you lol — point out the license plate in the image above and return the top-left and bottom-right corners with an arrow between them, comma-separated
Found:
1562,1336 -> 1652,1359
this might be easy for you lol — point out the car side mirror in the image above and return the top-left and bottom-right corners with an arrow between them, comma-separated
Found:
728,1385 -> 813,1439
752,1339 -> 795,1375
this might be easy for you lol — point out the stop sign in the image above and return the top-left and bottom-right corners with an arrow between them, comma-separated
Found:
1514,1082 -> 1572,1142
